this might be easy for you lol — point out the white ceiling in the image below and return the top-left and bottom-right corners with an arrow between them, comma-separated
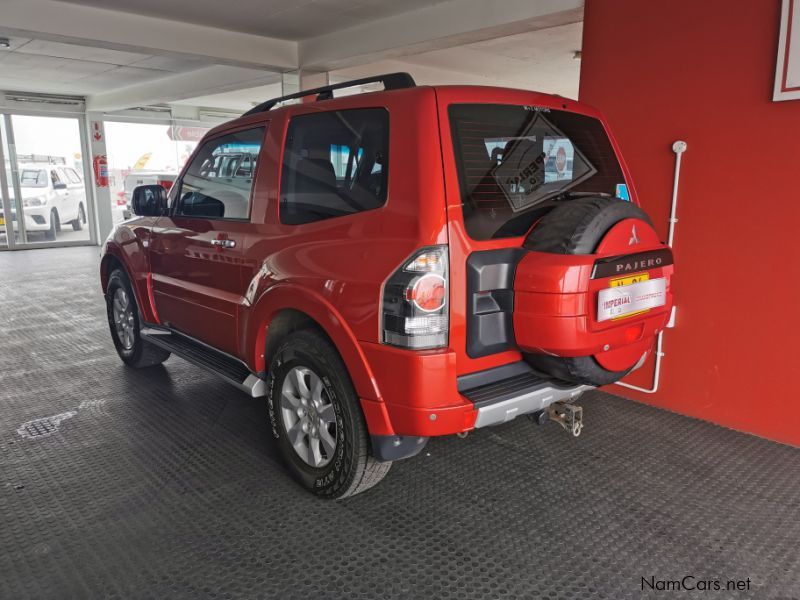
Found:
0,1 -> 582,111
401,22 -> 583,98
166,22 -> 582,111
171,83 -> 285,111
0,37 -> 209,96
57,0 -> 452,40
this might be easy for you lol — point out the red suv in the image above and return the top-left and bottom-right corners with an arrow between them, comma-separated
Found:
101,73 -> 674,498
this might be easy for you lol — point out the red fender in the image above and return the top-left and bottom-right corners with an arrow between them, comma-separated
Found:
100,227 -> 158,324
242,283 -> 381,402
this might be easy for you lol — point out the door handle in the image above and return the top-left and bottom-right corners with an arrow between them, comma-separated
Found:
211,238 -> 236,249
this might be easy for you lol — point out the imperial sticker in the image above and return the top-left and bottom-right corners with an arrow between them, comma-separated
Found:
597,278 -> 667,321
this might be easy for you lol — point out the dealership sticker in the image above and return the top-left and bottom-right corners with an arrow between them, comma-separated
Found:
597,277 -> 666,321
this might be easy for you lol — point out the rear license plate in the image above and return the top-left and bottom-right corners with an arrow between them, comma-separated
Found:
597,276 -> 666,321
610,272 -> 649,287
0,216 -> 5,226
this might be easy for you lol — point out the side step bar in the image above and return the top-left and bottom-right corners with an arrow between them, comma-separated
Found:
458,362 -> 590,428
140,327 -> 267,398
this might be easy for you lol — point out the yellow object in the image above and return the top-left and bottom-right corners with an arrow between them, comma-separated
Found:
132,152 -> 152,170
609,272 -> 649,287
609,272 -> 650,319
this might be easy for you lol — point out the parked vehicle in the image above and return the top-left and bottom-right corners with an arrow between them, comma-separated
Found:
100,74 -> 675,498
2,161 -> 88,240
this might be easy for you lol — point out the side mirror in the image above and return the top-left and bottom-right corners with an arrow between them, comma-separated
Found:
131,185 -> 168,217
53,182 -> 68,190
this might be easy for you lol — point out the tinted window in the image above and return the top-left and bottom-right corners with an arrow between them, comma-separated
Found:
175,127 -> 264,220
280,108 -> 389,225
449,104 -> 625,240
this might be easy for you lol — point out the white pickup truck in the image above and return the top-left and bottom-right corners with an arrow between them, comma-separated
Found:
2,163 -> 88,240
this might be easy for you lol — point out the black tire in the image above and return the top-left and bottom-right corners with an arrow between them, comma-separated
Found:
71,203 -> 85,231
106,268 -> 170,368
44,210 -> 57,241
524,196 -> 653,255
523,196 -> 653,386
267,330 -> 391,499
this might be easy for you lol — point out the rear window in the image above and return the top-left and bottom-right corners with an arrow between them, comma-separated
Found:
19,169 -> 47,187
449,104 -> 626,240
280,108 -> 389,225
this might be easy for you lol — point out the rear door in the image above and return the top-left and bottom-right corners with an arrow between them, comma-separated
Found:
49,168 -> 71,222
148,125 -> 266,355
435,87 -> 634,376
61,167 -> 85,222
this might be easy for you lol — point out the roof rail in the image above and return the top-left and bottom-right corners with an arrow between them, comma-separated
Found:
17,154 -> 66,165
242,72 -> 416,116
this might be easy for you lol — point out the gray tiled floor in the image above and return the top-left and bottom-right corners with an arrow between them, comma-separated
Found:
1,246 -> 798,599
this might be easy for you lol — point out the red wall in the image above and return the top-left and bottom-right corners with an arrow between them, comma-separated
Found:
580,0 -> 800,446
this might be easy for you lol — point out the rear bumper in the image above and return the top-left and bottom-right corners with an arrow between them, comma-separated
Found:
359,341 -> 588,448
460,362 -> 591,428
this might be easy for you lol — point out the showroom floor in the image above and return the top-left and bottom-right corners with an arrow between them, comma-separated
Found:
1,247 -> 798,599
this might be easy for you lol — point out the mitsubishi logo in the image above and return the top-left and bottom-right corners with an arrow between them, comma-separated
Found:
628,224 -> 641,246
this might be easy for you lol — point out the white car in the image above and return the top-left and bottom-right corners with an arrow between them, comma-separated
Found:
2,164 -> 88,240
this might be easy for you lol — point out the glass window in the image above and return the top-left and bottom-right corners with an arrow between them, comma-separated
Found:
19,169 -> 47,187
104,121 -> 212,225
175,127 -> 264,220
56,168 -> 73,185
50,169 -> 62,185
280,109 -> 389,225
65,168 -> 82,184
449,104 -> 625,240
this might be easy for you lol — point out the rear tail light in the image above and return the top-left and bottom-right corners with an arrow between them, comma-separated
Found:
382,246 -> 449,349
157,179 -> 174,191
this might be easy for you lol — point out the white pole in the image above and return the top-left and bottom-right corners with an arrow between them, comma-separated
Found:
615,140 -> 685,394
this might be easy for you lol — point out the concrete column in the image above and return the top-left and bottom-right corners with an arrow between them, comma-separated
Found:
86,113 -> 114,242
281,71 -> 300,97
299,70 -> 330,91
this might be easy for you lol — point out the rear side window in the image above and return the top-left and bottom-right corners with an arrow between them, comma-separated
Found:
64,168 -> 82,184
449,104 -> 625,240
280,108 -> 389,225
176,127 -> 264,220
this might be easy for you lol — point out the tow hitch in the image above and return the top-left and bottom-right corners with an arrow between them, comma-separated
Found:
546,401 -> 583,437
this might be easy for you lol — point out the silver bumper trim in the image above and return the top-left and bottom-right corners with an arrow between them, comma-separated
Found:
473,383 -> 592,428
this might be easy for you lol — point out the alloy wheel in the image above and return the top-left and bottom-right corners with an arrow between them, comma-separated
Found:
280,366 -> 338,468
112,288 -> 136,350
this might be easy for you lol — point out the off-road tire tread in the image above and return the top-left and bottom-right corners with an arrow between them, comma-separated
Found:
269,330 -> 390,499
524,196 -> 653,255
525,352 -> 632,387
107,269 -> 170,368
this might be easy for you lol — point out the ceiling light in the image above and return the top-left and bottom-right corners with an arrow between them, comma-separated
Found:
0,38 -> 10,49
